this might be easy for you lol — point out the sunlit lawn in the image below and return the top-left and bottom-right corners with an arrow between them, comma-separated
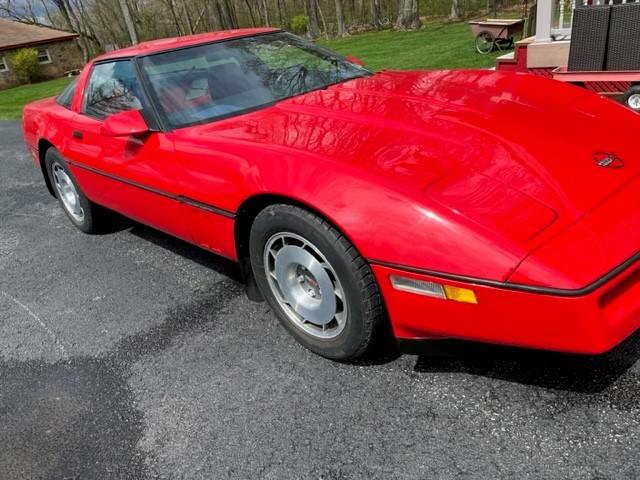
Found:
0,76 -> 72,120
322,20 -> 505,71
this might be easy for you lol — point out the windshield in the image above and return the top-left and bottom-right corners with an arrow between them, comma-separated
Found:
139,32 -> 370,128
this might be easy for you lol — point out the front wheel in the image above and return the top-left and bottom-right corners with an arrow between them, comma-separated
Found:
249,204 -> 385,360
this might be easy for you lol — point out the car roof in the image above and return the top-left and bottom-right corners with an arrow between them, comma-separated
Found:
93,28 -> 281,62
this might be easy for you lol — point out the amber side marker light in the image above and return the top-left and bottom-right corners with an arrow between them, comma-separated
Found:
390,275 -> 478,304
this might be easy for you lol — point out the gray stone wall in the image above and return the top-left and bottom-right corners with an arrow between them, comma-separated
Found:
0,39 -> 83,90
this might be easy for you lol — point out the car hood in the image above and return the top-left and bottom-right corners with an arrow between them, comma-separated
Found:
287,70 -> 639,215
187,69 -> 640,276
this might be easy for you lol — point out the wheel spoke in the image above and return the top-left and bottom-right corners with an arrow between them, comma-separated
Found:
263,231 -> 348,340
51,162 -> 84,223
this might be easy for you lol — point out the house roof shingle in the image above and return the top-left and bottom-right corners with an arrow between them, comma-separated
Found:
0,18 -> 78,52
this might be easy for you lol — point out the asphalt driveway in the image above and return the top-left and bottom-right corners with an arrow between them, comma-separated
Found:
1,120 -> 639,479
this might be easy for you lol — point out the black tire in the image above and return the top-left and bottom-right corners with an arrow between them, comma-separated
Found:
249,204 -> 385,360
496,37 -> 513,51
44,148 -> 104,233
621,85 -> 640,112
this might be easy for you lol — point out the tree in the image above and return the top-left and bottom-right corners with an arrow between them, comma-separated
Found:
303,0 -> 321,38
275,0 -> 286,26
260,0 -> 269,25
357,0 -> 366,25
335,0 -> 345,36
0,0 -> 420,52
55,0 -> 96,61
396,0 -> 421,30
368,0 -> 380,28
210,0 -> 238,30
449,0 -> 460,20
211,0 -> 223,30
223,0 -> 239,28
119,0 -> 138,44
316,0 -> 328,36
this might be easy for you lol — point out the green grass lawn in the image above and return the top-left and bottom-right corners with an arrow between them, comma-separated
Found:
0,76 -> 71,120
0,21 -> 504,120
321,20 -> 505,71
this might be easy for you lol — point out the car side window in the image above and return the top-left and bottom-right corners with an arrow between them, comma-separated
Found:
83,60 -> 143,120
56,77 -> 78,109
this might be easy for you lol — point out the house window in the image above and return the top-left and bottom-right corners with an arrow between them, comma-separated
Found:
37,48 -> 51,64
0,56 -> 7,72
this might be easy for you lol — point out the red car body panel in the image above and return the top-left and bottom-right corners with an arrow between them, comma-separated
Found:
375,262 -> 640,354
22,29 -> 640,354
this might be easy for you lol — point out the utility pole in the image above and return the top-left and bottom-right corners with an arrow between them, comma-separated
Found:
119,0 -> 139,45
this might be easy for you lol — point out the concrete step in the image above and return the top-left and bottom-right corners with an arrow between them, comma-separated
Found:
496,52 -> 516,63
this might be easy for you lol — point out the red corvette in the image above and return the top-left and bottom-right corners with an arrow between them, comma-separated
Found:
22,28 -> 640,360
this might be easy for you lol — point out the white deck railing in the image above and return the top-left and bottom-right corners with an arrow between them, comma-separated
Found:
537,0 -> 640,41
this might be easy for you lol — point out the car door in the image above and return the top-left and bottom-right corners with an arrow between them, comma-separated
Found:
64,59 -> 193,242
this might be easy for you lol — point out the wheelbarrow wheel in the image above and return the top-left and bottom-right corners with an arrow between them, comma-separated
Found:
475,31 -> 495,54
496,36 -> 514,51
621,85 -> 640,112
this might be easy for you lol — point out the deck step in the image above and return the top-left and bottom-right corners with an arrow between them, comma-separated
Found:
515,35 -> 535,46
496,52 -> 516,63
495,38 -> 530,72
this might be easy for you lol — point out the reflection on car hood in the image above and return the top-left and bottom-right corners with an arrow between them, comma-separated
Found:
296,70 -> 640,212
191,69 -> 640,237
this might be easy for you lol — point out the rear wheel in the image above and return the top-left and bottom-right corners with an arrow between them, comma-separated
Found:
45,148 -> 105,233
622,85 -> 640,112
496,36 -> 513,51
249,204 -> 385,360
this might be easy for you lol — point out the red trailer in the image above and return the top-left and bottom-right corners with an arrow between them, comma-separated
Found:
552,66 -> 640,112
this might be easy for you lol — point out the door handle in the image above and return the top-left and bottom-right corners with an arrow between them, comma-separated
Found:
72,130 -> 83,139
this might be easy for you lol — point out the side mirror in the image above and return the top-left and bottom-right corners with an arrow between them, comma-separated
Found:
101,109 -> 149,137
345,55 -> 364,67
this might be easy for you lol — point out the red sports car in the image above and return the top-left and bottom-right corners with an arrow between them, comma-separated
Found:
22,28 -> 640,360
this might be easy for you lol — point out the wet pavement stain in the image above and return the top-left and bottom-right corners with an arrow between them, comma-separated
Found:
0,280 -> 244,480
0,358 -> 147,480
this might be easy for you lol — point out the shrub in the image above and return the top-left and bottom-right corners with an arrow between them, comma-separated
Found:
290,15 -> 309,35
9,48 -> 40,83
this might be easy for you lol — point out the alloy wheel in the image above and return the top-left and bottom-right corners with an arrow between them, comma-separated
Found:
264,232 -> 347,340
51,162 -> 85,222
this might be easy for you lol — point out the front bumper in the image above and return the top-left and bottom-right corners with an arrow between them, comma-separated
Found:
372,262 -> 640,354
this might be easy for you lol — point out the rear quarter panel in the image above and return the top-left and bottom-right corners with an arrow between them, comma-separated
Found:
22,97 -> 76,167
